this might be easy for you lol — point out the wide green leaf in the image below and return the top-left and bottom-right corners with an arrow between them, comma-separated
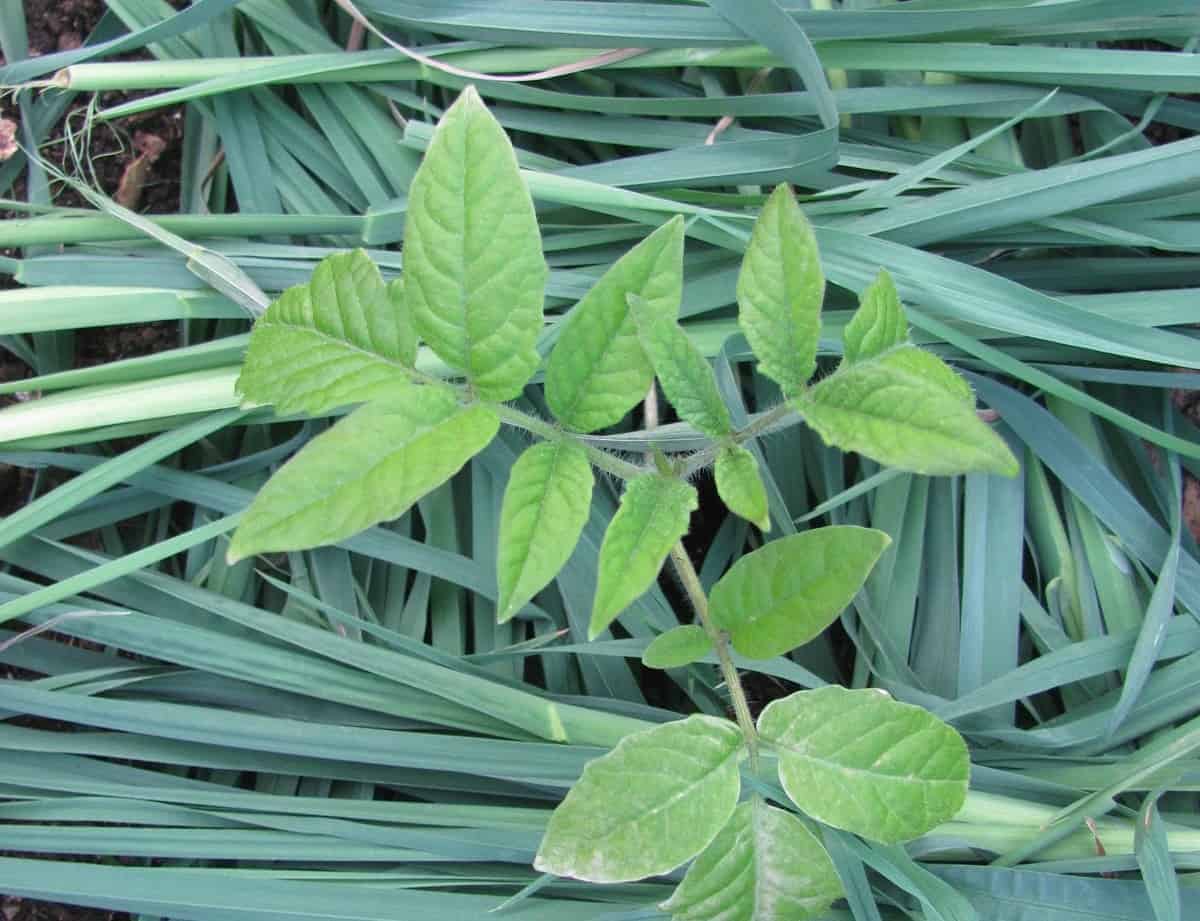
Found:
715,444 -> 771,532
629,293 -> 732,439
880,343 -> 975,407
661,798 -> 844,921
842,269 -> 908,365
736,183 -> 824,397
236,250 -> 417,416
590,473 -> 697,639
796,346 -> 1018,476
403,86 -> 546,400
642,624 -> 714,670
758,686 -> 970,844
495,440 -> 594,623
546,217 -> 685,432
227,386 -> 499,562
535,715 -> 743,883
709,527 -> 889,659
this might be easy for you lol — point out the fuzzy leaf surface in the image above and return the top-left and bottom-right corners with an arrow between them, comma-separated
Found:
661,799 -> 844,921
228,386 -> 498,562
710,528 -> 889,659
796,345 -> 1018,476
403,86 -> 545,400
236,250 -> 417,416
495,440 -> 594,623
758,686 -> 969,844
590,473 -> 697,638
842,269 -> 908,365
630,293 -> 731,439
535,715 -> 743,883
642,624 -> 713,670
546,217 -> 684,432
715,444 -> 771,531
736,184 -> 824,396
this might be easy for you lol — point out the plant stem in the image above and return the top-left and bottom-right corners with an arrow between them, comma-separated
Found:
490,402 -> 645,481
681,400 -> 799,477
668,543 -> 759,767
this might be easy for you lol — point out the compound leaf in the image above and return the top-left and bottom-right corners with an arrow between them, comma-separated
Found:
710,528 -> 889,659
661,798 -> 844,921
590,473 -> 697,639
843,269 -> 908,365
630,293 -> 732,439
546,217 -> 685,432
403,86 -> 546,400
796,345 -> 1018,476
228,386 -> 498,562
496,440 -> 594,623
736,184 -> 824,397
535,715 -> 743,883
758,686 -> 970,844
715,444 -> 771,532
642,624 -> 713,670
236,250 -> 417,416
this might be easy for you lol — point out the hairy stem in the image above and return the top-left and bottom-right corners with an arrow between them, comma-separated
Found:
668,543 -> 759,767
490,402 -> 644,480
682,401 -> 798,477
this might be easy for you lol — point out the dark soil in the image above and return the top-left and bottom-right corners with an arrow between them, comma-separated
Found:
2,896 -> 124,921
6,0 -> 185,215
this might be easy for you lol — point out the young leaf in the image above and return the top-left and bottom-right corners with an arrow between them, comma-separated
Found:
535,715 -> 743,883
709,527 -> 889,659
403,86 -> 546,400
590,473 -> 698,639
796,345 -> 1018,476
758,686 -> 969,844
236,250 -> 418,416
495,440 -> 594,623
715,444 -> 771,532
642,624 -> 713,670
842,269 -> 908,365
546,217 -> 685,432
629,293 -> 732,439
880,343 -> 974,407
227,386 -> 498,562
661,798 -> 844,921
736,184 -> 824,397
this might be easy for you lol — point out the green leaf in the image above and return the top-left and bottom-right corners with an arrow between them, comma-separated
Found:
758,686 -> 969,844
534,715 -> 743,883
709,527 -> 889,659
661,798 -> 844,921
228,386 -> 499,562
590,473 -> 697,639
796,345 -> 1018,476
546,217 -> 685,432
236,250 -> 417,416
736,184 -> 824,396
387,277 -> 419,367
715,444 -> 771,532
843,269 -> 908,365
642,624 -> 713,670
880,343 -> 975,407
495,440 -> 595,623
629,293 -> 732,439
403,86 -> 546,401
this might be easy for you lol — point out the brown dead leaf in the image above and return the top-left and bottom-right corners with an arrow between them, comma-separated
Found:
0,119 -> 17,162
115,132 -> 168,209
1184,474 -> 1200,545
